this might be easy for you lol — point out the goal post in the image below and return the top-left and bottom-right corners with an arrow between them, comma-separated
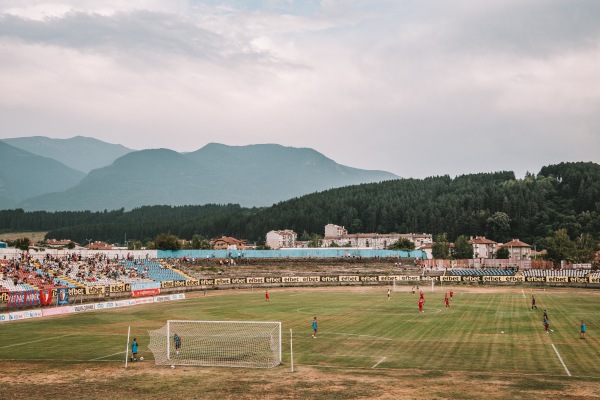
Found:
148,320 -> 282,368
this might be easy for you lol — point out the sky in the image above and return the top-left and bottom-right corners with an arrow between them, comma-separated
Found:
1,0 -> 599,179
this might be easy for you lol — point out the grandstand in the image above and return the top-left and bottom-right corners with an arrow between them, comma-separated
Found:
122,259 -> 190,282
450,268 -> 517,277
522,269 -> 591,278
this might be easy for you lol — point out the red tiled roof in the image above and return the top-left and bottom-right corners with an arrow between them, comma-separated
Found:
500,239 -> 531,248
469,237 -> 497,245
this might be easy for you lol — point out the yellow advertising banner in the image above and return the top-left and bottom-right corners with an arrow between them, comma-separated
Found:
85,286 -> 106,295
546,276 -> 569,283
482,276 -> 525,282
281,276 -> 320,283
440,276 -> 461,282
109,284 -> 130,293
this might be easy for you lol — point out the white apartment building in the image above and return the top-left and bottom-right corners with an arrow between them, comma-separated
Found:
322,224 -> 432,250
325,224 -> 348,237
469,236 -> 497,259
265,230 -> 298,249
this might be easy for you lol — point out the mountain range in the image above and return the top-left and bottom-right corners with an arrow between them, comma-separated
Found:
0,137 -> 398,211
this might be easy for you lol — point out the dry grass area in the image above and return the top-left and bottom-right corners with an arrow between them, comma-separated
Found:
0,231 -> 47,243
2,360 -> 599,400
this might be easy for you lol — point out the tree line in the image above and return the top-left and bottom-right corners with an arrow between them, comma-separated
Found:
1,162 -> 598,264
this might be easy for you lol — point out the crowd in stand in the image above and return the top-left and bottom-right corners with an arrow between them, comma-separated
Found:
0,253 -> 156,293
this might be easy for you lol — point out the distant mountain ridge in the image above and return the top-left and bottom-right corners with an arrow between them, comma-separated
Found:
14,142 -> 399,211
2,136 -> 133,173
0,141 -> 85,209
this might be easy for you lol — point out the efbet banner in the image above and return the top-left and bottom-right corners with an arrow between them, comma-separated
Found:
8,290 -> 40,308
57,288 -> 69,305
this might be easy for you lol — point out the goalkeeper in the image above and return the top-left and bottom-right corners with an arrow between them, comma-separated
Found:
174,333 -> 182,354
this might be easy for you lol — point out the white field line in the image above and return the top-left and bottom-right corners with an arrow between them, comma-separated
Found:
551,344 -> 571,377
89,351 -> 125,361
0,334 -> 73,349
522,289 -> 526,299
332,332 -> 393,341
372,357 -> 387,368
0,358 -> 119,362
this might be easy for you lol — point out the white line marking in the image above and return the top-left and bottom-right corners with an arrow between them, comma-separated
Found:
0,334 -> 73,349
521,289 -> 526,299
89,351 -> 125,361
372,357 -> 386,368
551,344 -> 571,377
332,332 -> 393,341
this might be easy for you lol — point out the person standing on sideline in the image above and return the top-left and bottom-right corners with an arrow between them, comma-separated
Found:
312,317 -> 318,338
580,321 -> 587,339
532,295 -> 537,309
131,338 -> 139,361
418,298 -> 424,313
265,290 -> 270,302
387,288 -> 391,301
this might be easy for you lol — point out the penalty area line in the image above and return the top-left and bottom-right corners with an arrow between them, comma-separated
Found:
551,344 -> 571,377
372,357 -> 386,369
89,351 -> 126,361
0,334 -> 74,349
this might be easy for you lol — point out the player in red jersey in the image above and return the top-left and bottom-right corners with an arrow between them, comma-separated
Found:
418,298 -> 424,313
419,290 -> 425,303
449,289 -> 454,301
444,296 -> 450,308
265,290 -> 270,302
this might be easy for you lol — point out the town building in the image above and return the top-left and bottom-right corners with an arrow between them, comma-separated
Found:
210,236 -> 246,250
265,230 -> 297,249
469,236 -> 497,259
321,224 -> 432,250
85,241 -> 113,250
500,239 -> 532,261
45,239 -> 75,248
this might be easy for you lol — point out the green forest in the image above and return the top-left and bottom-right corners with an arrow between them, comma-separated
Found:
1,162 -> 599,255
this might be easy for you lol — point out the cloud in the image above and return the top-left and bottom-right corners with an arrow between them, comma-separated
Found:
0,1 -> 599,179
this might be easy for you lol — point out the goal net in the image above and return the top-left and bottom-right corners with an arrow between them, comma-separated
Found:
147,320 -> 282,368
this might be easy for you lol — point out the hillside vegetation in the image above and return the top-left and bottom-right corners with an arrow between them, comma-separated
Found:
0,162 -> 598,252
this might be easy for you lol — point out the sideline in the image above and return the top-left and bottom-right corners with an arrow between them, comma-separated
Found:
551,343 -> 571,377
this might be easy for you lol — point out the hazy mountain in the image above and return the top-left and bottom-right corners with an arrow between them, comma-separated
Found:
18,143 -> 398,211
0,141 -> 85,209
2,136 -> 133,173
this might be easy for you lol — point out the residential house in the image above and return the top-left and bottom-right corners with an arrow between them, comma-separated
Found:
211,236 -> 246,250
500,239 -> 532,261
469,236 -> 497,259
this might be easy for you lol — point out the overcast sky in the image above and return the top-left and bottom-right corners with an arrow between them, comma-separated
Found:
1,0 -> 599,178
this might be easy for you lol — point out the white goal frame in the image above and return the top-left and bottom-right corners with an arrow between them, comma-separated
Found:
148,320 -> 282,369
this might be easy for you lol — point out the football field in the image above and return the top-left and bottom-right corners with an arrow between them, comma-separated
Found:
1,286 -> 599,399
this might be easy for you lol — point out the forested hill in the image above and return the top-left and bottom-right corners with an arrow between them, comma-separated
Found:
1,162 -> 598,248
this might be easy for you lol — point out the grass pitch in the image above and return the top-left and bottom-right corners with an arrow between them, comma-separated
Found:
1,286 -> 599,399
